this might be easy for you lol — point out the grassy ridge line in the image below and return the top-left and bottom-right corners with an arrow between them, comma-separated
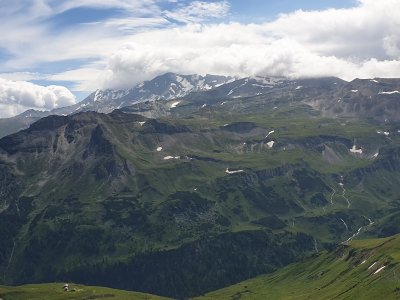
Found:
195,234 -> 400,300
0,283 -> 172,300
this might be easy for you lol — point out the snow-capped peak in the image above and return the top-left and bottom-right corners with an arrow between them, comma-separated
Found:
94,89 -> 129,103
75,73 -> 236,114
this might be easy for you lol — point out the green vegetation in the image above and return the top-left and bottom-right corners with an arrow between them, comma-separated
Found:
2,234 -> 399,300
0,283 -> 170,300
1,91 -> 400,298
196,234 -> 400,300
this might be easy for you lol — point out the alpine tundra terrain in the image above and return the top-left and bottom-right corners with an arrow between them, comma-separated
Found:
197,234 -> 400,300
1,73 -> 400,298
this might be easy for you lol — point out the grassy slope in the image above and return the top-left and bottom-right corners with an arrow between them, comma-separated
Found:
0,283 -> 171,300
2,103 -> 400,297
196,235 -> 400,300
1,236 -> 399,300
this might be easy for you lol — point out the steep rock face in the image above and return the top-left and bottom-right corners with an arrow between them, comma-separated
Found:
0,162 -> 24,275
85,125 -> 115,158
0,109 -> 45,139
66,73 -> 235,114
307,78 -> 400,122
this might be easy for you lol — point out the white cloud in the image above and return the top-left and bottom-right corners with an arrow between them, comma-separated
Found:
264,0 -> 400,60
0,78 -> 76,118
164,1 -> 230,23
1,0 -> 400,95
96,0 -> 400,89
0,72 -> 50,82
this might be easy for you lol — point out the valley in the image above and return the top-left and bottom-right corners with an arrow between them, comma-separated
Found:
0,74 -> 400,298
1,234 -> 399,299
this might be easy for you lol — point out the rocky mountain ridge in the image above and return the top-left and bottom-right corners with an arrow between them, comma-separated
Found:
2,74 -> 400,139
1,88 -> 400,297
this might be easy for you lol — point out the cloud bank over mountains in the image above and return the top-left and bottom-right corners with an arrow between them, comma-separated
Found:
100,0 -> 400,89
0,78 -> 76,118
0,0 -> 400,116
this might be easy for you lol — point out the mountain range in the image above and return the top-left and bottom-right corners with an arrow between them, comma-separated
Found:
2,73 -> 400,139
1,73 -> 400,298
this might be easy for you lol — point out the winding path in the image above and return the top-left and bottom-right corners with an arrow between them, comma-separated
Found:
329,187 -> 336,205
339,182 -> 351,208
3,239 -> 16,282
340,218 -> 350,231
342,217 -> 374,244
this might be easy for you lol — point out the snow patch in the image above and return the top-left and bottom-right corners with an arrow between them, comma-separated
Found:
377,130 -> 390,136
93,89 -> 129,103
370,79 -> 379,83
350,145 -> 362,154
368,262 -> 378,270
351,90 -> 359,93
225,168 -> 244,174
94,90 -> 101,102
170,101 -> 180,109
163,156 -> 180,160
252,76 -> 284,87
340,218 -> 349,231
180,78 -> 194,91
75,102 -> 89,111
373,152 -> 379,158
202,104 -> 207,108
374,266 -> 386,274
157,147 -> 163,152
344,227 -> 362,243
266,130 -> 275,138
137,121 -> 146,126
168,87 -> 176,95
215,77 -> 235,87
266,141 -> 275,148
379,91 -> 400,95
295,86 -> 303,90
252,83 -> 267,88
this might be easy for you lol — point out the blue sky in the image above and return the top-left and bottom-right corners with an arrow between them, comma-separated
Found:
0,0 -> 399,117
229,0 -> 356,22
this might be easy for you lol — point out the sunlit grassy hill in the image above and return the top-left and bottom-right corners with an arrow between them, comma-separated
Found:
196,234 -> 400,299
0,283 -> 171,300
